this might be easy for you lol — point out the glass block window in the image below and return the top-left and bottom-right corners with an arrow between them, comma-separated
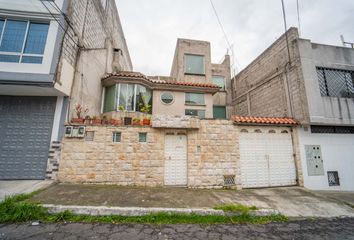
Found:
327,171 -> 340,186
185,109 -> 205,118
213,106 -> 226,119
184,54 -> 205,75
112,132 -> 121,143
212,76 -> 226,91
0,19 -> 49,64
316,67 -> 354,98
139,132 -> 147,142
185,93 -> 205,105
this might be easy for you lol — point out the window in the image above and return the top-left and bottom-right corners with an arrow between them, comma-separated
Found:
112,132 -> 121,143
316,67 -> 354,98
311,125 -> 354,134
213,106 -> 226,119
185,109 -> 205,118
184,54 -> 205,75
327,171 -> 340,186
185,93 -> 205,105
161,92 -> 174,104
85,131 -> 95,141
212,76 -> 226,91
0,19 -> 49,64
103,83 -> 152,113
139,132 -> 147,142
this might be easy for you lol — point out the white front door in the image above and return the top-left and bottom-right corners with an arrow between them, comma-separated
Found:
164,133 -> 187,186
240,127 -> 296,188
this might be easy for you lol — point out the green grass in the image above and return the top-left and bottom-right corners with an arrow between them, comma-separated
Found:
213,204 -> 257,214
0,194 -> 287,224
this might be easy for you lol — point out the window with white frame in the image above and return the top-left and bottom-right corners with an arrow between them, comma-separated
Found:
0,19 -> 49,64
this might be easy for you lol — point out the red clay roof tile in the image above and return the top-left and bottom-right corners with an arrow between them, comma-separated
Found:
103,71 -> 220,89
232,115 -> 298,125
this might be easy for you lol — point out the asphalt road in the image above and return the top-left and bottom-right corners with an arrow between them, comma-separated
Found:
1,218 -> 354,240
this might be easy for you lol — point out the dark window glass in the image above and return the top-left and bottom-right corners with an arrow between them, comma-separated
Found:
213,106 -> 226,119
21,56 -> 43,64
24,23 -> 49,54
0,54 -> 20,63
161,92 -> 174,104
0,20 -> 27,53
139,132 -> 147,142
185,109 -> 205,118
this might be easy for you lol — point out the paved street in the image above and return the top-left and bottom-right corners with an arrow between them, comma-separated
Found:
1,218 -> 354,240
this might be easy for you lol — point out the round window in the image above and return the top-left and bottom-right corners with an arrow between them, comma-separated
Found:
161,92 -> 174,104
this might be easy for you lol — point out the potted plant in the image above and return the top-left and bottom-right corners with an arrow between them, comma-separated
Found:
91,115 -> 102,125
140,102 -> 152,125
132,118 -> 141,126
119,105 -> 132,125
84,115 -> 91,125
72,103 -> 88,124
102,115 -> 108,125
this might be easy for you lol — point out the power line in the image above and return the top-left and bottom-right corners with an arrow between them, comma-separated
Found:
209,0 -> 239,75
296,0 -> 301,36
281,0 -> 291,64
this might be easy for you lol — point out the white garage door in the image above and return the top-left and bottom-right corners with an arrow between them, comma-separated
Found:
164,133 -> 187,186
240,127 -> 296,188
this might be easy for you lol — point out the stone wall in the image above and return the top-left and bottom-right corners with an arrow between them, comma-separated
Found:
58,120 -> 241,188
187,120 -> 240,188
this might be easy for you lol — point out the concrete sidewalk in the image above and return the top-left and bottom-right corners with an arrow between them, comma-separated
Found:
29,183 -> 354,218
0,180 -> 53,201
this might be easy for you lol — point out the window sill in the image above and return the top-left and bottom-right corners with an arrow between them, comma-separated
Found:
185,103 -> 206,107
184,73 -> 206,76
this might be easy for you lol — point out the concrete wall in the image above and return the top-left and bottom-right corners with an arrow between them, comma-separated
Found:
169,39 -> 232,118
232,28 -> 309,124
298,40 -> 354,125
152,90 -> 214,118
298,126 -> 354,191
170,39 -> 212,84
61,0 -> 132,118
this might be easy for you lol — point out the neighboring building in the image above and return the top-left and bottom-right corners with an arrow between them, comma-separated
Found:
0,0 -> 131,180
232,27 -> 354,191
158,38 -> 233,119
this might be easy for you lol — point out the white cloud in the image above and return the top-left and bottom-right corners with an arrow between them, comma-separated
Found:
116,0 -> 354,76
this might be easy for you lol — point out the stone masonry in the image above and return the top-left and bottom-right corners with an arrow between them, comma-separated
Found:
58,120 -> 241,188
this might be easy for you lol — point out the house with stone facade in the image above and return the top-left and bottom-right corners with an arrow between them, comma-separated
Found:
58,37 -> 303,189
0,0 -> 132,180
232,27 -> 354,191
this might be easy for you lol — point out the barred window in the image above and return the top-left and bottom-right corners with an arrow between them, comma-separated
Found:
316,67 -> 354,98
311,125 -> 354,134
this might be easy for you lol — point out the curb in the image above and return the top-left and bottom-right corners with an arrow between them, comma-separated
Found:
42,204 -> 280,217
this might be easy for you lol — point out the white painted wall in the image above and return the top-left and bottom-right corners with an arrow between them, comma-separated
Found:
298,126 -> 354,191
51,96 -> 64,141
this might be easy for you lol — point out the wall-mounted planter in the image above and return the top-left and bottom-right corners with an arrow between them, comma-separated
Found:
143,119 -> 151,125
72,118 -> 85,124
91,119 -> 102,125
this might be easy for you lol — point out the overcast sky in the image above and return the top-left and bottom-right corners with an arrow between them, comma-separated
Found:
116,0 -> 354,76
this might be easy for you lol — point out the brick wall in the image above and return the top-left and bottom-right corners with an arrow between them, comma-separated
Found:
232,28 -> 309,123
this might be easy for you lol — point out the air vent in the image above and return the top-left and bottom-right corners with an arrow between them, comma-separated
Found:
223,175 -> 235,186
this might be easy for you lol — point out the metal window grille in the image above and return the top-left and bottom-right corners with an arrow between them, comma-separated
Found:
327,171 -> 340,186
223,175 -> 235,186
311,125 -> 354,134
316,67 -> 354,98
85,131 -> 95,141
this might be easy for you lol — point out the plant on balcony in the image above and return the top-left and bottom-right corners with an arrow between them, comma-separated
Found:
72,103 -> 88,124
102,115 -> 108,125
132,118 -> 141,126
108,118 -> 122,126
91,115 -> 102,125
84,115 -> 91,125
140,101 -> 152,125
